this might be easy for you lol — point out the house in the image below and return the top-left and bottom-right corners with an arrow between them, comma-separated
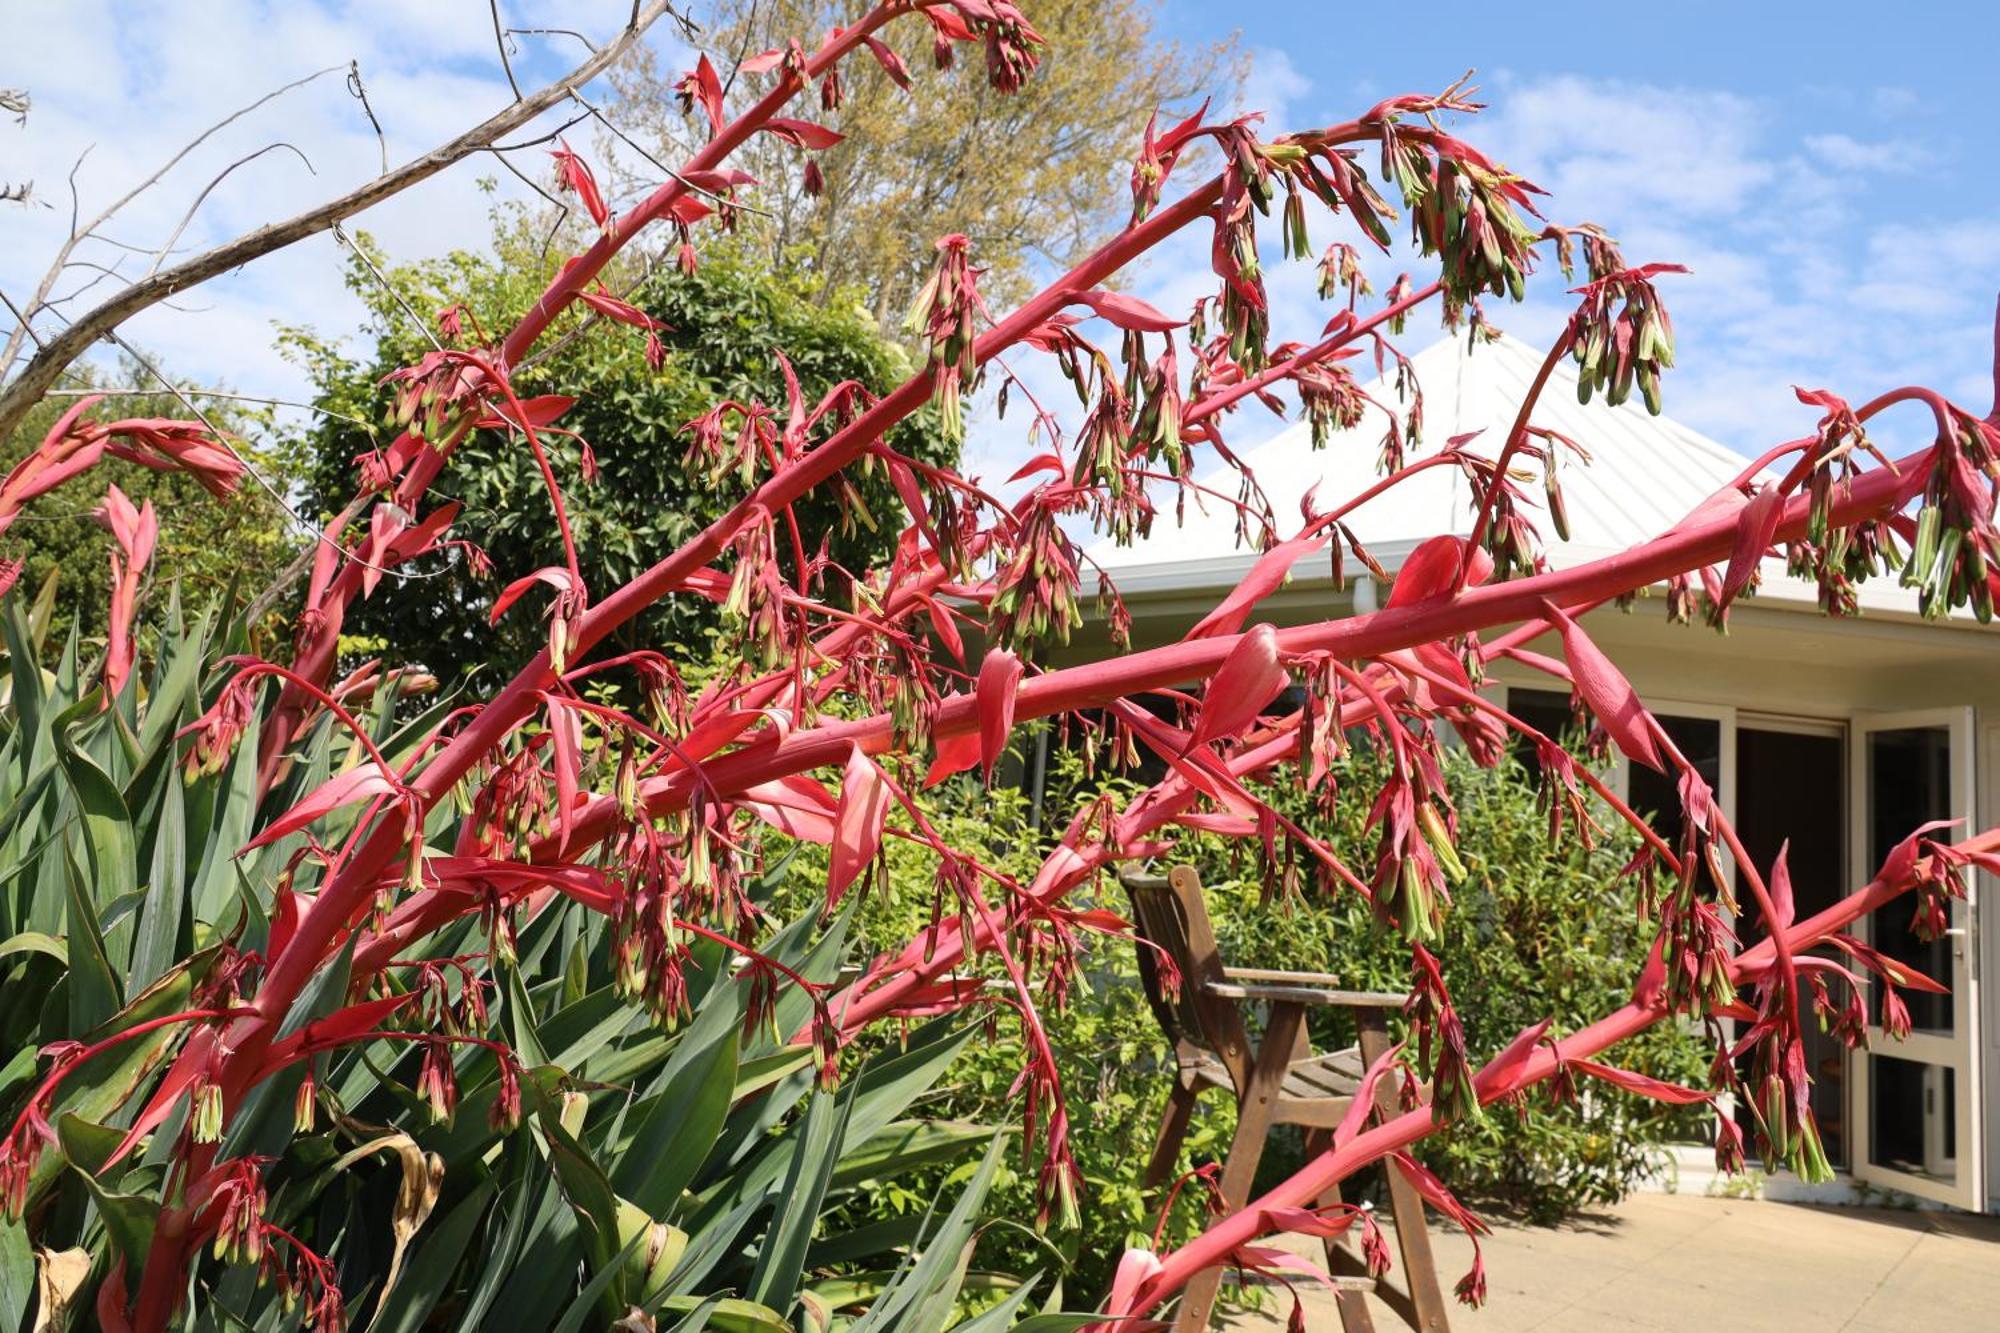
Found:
1066,330 -> 2000,1213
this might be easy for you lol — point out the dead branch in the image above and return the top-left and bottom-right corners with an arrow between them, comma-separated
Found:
0,0 -> 679,445
0,67 -> 343,380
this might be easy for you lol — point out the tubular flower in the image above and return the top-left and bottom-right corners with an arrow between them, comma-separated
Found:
905,234 -> 986,439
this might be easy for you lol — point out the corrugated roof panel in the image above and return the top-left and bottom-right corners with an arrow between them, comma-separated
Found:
1091,329 -> 1766,575
1084,330 -> 1977,620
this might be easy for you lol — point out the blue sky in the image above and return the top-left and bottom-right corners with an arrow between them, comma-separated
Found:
6,1 -> 1997,483
1144,0 -> 2000,456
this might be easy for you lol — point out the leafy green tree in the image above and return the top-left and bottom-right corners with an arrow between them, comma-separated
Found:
291,232 -> 953,681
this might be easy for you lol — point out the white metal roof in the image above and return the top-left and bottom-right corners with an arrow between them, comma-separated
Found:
1087,330 -> 1943,621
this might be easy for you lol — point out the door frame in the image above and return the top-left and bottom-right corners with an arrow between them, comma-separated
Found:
1848,707 -> 1984,1210
1737,712 -> 1851,1169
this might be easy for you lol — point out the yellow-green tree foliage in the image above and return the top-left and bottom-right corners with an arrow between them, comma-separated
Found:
610,0 -> 1240,329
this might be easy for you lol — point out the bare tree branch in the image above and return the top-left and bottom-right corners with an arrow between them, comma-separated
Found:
490,0 -> 524,101
0,68 -> 342,378
144,142 -> 318,279
345,61 -> 389,175
0,288 -> 43,350
507,26 -> 599,54
0,0 -> 678,444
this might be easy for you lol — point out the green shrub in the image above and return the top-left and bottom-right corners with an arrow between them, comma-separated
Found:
811,737 -> 1710,1298
1197,745 -> 1712,1225
286,236 -> 952,682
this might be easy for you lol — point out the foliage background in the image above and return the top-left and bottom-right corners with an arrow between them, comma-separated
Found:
288,229 -> 954,682
0,361 -> 301,646
777,737 -> 1711,1298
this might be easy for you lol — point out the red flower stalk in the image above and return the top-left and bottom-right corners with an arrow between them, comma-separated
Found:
549,139 -> 609,229
15,23 -> 1992,1325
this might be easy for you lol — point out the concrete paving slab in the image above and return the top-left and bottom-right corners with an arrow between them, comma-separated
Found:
1216,1193 -> 2000,1331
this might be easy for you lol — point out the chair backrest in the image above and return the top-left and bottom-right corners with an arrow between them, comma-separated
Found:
1122,865 -> 1249,1075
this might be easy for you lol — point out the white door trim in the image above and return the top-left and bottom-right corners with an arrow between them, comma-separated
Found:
1849,707 -> 1983,1211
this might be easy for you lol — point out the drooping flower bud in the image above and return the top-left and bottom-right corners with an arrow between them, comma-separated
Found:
905,235 -> 986,439
293,1065 -> 318,1134
489,1055 -> 523,1133
416,1041 -> 458,1125
192,1079 -> 225,1144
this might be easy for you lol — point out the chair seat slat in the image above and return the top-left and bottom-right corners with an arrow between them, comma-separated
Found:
1206,981 -> 1408,1008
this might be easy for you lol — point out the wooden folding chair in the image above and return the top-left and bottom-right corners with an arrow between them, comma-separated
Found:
1123,864 -> 1450,1332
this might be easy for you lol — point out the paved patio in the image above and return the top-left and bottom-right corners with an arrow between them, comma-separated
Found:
1221,1192 -> 2000,1331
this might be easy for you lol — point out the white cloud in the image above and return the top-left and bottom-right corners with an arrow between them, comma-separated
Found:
1474,76 -> 1773,219
1804,132 -> 1924,173
1236,48 -> 1310,130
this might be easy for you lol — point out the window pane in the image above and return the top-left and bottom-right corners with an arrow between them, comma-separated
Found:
1869,1053 -> 1957,1185
1736,727 -> 1847,1167
1865,726 -> 1953,1035
1627,714 -> 1721,851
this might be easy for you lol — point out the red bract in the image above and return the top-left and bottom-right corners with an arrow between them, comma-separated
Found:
976,647 -> 1024,782
675,53 -> 726,134
550,140 -> 609,228
1386,533 -> 1493,608
94,483 -> 157,702
1543,598 -> 1664,771
1189,623 -> 1289,748
1186,530 -> 1327,639
1073,287 -> 1185,333
762,117 -> 844,150
829,743 -> 889,904
1720,480 -> 1786,610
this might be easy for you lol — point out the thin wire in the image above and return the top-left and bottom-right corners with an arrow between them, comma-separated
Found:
44,385 -> 379,433
331,222 -> 443,351
90,323 -> 457,582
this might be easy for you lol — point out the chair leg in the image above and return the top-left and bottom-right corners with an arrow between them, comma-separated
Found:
1359,1015 -> 1451,1333
1175,1003 -> 1305,1332
1144,1079 -> 1200,1195
1337,1277 -> 1381,1331
1304,1129 -> 1376,1333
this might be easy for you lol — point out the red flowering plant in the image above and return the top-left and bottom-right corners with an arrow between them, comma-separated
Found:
3,4 -> 1998,1330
